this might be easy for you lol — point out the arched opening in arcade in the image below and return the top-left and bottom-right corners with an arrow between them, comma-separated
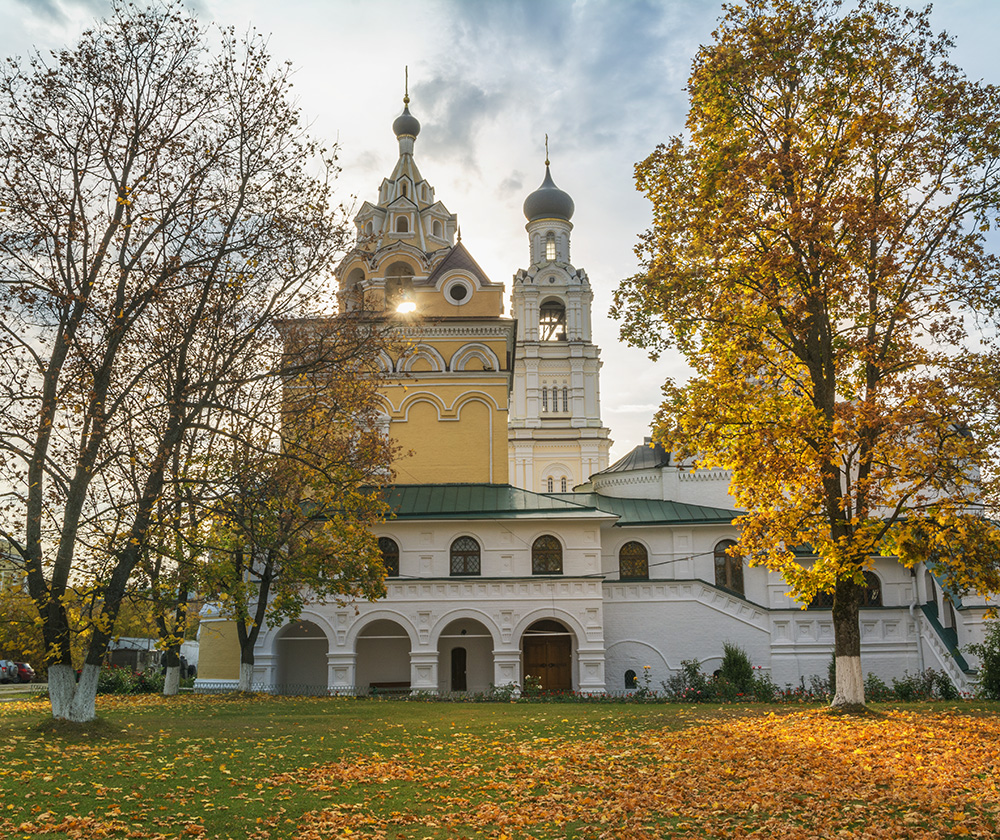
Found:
356,619 -> 412,695
436,618 -> 493,694
521,619 -> 574,692
274,620 -> 328,695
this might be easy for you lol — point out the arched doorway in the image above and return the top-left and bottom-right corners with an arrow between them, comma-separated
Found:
436,618 -> 493,694
522,619 -> 573,692
274,620 -> 328,695
356,619 -> 411,695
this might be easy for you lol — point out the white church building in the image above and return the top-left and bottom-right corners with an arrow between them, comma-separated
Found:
196,96 -> 988,696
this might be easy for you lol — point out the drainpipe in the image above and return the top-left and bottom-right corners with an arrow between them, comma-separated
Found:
909,601 -> 926,673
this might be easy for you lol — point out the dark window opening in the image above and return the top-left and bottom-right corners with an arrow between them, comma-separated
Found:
808,571 -> 882,609
532,535 -> 563,575
450,536 -> 481,576
539,300 -> 567,341
714,540 -> 744,596
619,541 -> 649,581
378,537 -> 399,577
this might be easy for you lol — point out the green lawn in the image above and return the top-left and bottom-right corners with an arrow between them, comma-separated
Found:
2,695 -> 998,838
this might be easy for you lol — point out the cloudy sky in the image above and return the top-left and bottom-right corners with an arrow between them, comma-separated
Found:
3,0 -> 998,460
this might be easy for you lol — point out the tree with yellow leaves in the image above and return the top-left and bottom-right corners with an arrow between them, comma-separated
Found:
615,0 -> 1000,707
202,340 -> 395,693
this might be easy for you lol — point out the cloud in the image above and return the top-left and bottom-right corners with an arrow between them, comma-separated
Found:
606,404 -> 659,414
11,0 -> 108,24
497,171 -> 525,199
411,75 -> 508,170
425,0 -> 717,177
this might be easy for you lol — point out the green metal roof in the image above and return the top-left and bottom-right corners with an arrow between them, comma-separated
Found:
551,493 -> 739,526
382,484 -> 608,520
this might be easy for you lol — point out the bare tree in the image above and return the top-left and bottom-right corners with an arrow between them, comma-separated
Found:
0,1 -> 359,721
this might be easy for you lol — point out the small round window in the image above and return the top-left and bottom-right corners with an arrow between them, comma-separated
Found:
445,280 -> 472,305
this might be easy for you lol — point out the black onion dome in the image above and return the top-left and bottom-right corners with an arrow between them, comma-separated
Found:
523,165 -> 574,222
393,103 -> 421,139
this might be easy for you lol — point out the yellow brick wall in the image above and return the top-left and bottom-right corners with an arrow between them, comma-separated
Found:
196,619 -> 240,680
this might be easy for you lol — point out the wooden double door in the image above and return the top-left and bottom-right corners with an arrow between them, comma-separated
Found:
522,621 -> 572,691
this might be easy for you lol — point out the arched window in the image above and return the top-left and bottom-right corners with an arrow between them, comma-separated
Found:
433,219 -> 442,237
541,387 -> 549,412
562,386 -> 569,412
364,220 -> 373,235
532,535 -> 562,575
862,571 -> 882,607
401,182 -> 408,197
624,669 -> 638,689
539,300 -> 566,341
450,536 -> 481,576
808,571 -> 883,609
545,231 -> 556,261
552,386 -> 559,410
378,537 -> 399,577
384,261 -> 414,308
395,216 -> 409,233
714,540 -> 744,596
560,477 -> 567,492
344,267 -> 365,312
619,541 -> 649,581
546,476 -> 554,493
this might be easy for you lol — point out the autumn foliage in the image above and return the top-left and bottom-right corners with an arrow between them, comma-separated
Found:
1,696 -> 999,838
614,0 -> 1000,706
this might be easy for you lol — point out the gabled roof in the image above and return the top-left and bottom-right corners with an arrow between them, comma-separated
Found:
551,493 -> 739,526
381,484 -> 608,520
426,241 -> 494,288
594,439 -> 671,475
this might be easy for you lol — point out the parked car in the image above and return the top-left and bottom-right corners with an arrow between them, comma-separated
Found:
0,660 -> 17,683
15,663 -> 34,684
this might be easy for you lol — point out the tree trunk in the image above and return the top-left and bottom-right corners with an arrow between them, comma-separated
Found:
49,662 -> 100,722
239,660 -> 255,693
831,577 -> 865,708
161,641 -> 182,696
163,665 -> 181,696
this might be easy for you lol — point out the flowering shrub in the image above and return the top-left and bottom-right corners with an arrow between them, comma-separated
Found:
96,665 -> 165,695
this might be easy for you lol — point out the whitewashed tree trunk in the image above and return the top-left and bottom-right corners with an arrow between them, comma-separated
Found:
49,663 -> 100,722
239,662 -> 254,692
163,665 -> 181,696
831,655 -> 865,708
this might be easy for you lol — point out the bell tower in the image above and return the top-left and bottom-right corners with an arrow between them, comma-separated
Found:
508,146 -> 611,492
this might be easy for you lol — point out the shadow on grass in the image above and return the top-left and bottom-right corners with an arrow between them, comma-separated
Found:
31,716 -> 127,741
824,703 -> 886,718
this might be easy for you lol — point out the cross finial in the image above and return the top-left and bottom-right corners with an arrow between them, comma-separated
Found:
404,66 -> 410,105
544,133 -> 550,167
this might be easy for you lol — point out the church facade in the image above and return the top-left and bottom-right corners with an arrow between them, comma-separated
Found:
195,97 -> 988,696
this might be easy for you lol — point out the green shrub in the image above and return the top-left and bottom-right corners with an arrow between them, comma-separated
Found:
968,618 -> 1000,700
97,665 -> 165,695
864,672 -> 893,702
750,670 -> 779,702
720,642 -> 754,694
932,670 -> 959,700
663,659 -> 711,702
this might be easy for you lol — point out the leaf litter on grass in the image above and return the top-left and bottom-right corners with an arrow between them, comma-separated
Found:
2,697 -> 999,839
